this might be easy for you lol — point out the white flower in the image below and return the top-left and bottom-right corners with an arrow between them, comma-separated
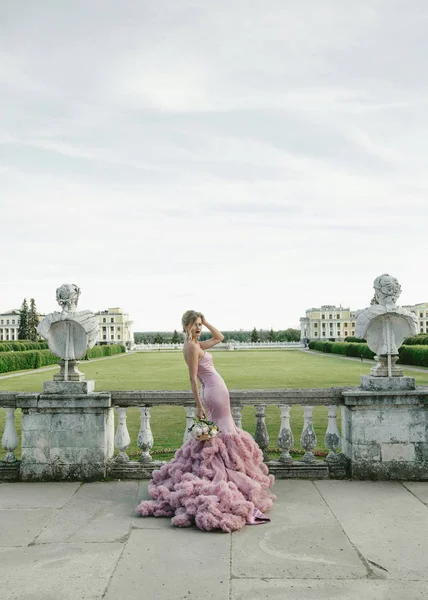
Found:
194,427 -> 202,436
202,426 -> 209,434
210,429 -> 218,437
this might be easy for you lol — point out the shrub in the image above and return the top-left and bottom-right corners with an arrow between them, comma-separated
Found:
403,335 -> 428,346
0,341 -> 48,353
0,350 -> 58,373
0,344 -> 125,373
309,340 -> 375,360
344,336 -> 367,343
398,345 -> 428,367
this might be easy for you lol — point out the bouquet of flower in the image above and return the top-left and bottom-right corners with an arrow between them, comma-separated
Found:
188,418 -> 220,441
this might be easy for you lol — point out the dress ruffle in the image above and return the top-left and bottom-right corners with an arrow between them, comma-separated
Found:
136,430 -> 276,532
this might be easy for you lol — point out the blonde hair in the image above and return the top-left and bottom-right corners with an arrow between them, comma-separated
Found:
181,310 -> 201,342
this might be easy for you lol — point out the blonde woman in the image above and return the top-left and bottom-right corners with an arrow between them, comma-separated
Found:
136,311 -> 276,532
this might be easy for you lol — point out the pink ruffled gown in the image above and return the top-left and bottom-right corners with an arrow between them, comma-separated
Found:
136,352 -> 276,532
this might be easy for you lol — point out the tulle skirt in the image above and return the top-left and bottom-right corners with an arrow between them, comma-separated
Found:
136,429 -> 276,533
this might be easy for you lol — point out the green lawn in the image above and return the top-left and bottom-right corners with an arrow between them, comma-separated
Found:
2,350 -> 428,461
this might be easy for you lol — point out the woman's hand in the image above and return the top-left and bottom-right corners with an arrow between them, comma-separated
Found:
197,406 -> 206,419
199,313 -> 207,326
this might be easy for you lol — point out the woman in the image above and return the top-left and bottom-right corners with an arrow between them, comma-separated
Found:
136,311 -> 276,532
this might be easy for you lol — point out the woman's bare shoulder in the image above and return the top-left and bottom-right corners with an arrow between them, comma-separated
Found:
183,341 -> 199,362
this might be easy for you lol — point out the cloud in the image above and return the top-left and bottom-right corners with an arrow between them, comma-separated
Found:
0,1 -> 427,330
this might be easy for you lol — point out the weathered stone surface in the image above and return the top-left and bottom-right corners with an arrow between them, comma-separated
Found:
381,442 -> 416,462
403,482 -> 428,505
0,543 -> 122,600
341,395 -> 428,479
0,482 -> 80,509
231,579 -> 428,599
232,480 -> 367,580
360,375 -> 416,391
316,480 -> 428,580
43,380 -> 95,395
103,529 -> 230,600
37,481 -> 138,543
0,509 -> 56,547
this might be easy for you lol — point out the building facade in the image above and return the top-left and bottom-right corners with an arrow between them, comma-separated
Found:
403,302 -> 428,334
300,305 -> 358,342
301,302 -> 428,342
0,310 -> 22,341
96,307 -> 133,347
1,306 -> 134,347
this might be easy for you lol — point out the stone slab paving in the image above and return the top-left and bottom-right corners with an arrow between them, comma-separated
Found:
36,481 -> 139,544
231,480 -> 368,580
0,479 -> 427,600
315,480 -> 428,581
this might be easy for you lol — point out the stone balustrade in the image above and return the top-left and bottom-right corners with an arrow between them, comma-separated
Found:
2,384 -> 428,482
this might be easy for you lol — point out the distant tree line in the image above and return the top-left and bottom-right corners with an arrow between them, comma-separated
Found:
134,328 -> 300,344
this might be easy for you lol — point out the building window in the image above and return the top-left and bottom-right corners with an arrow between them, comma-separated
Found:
329,314 -> 332,319
12,320 -> 15,324
336,314 -> 340,319
103,335 -> 107,339
314,323 -> 318,328
322,315 -> 325,320
352,322 -> 355,327
420,312 -> 423,318
111,318 -> 114,323
118,335 -> 121,339
103,318 -> 106,323
6,320 -> 9,325
344,322 -> 348,327
314,332 -> 318,337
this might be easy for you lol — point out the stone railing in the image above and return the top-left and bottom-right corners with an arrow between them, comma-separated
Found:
0,392 -> 21,480
134,341 -> 302,351
2,384 -> 428,482
102,388 -> 347,479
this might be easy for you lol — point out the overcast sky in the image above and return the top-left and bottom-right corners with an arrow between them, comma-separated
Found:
1,1 -> 427,332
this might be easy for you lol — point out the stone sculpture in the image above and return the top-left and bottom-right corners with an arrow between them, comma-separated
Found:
355,274 -> 418,377
37,284 -> 99,381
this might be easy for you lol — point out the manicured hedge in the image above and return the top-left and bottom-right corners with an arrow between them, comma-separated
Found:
0,344 -> 126,373
403,335 -> 428,346
398,345 -> 428,367
0,341 -> 48,352
309,340 -> 428,367
344,336 -> 367,343
0,350 -> 58,373
85,344 -> 126,359
308,340 -> 375,359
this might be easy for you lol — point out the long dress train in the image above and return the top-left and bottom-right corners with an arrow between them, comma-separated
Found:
135,351 -> 276,532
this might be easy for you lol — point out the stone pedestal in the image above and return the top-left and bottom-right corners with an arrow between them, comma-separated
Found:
342,379 -> 428,480
17,388 -> 114,481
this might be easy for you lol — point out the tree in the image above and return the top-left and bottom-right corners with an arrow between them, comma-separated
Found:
28,298 -> 39,341
250,327 -> 259,343
267,328 -> 276,342
284,328 -> 300,342
171,329 -> 180,344
154,333 -> 165,344
18,298 -> 29,340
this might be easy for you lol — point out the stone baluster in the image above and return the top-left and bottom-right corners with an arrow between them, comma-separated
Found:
1,408 -> 19,463
183,406 -> 196,444
277,404 -> 294,464
114,407 -> 130,462
254,404 -> 269,461
231,405 -> 243,429
300,405 -> 317,463
324,405 -> 341,461
138,407 -> 154,463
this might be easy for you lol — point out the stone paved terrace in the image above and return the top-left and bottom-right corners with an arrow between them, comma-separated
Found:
1,480 -> 428,600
